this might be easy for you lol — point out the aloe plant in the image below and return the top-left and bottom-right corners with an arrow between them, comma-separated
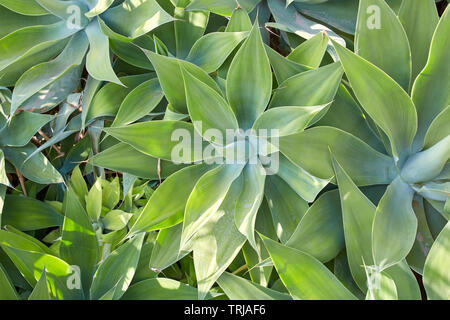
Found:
0,0 -> 448,301
273,0 -> 449,298
99,15 -> 347,298
0,167 -> 185,299
0,0 -> 174,114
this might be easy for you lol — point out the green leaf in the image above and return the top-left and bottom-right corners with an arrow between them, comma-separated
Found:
101,176 -> 120,210
372,177 -> 417,269
102,210 -> 133,231
226,21 -> 272,129
91,142 -> 183,179
423,105 -> 450,149
411,5 -> 450,150
150,223 -> 191,271
35,0 -> 89,25
332,40 -> 417,164
187,31 -> 248,73
398,0 -> 439,84
407,196 -> 435,274
332,155 -> 419,298
28,268 -> 51,300
85,0 -> 114,18
111,78 -> 164,127
355,0 -> 411,90
143,50 -> 222,114
225,7 -> 252,32
0,263 -> 19,300
105,120 -> 209,163
0,149 -> 9,187
287,32 -> 328,68
286,190 -> 344,263
0,228 -> 52,254
173,5 -> 209,59
264,175 -> 309,243
332,156 -> 376,291
193,175 -> 246,299
132,241 -> 157,283
269,62 -> 343,109
275,154 -> 329,202
267,0 -> 346,60
129,164 -> 213,235
10,32 -> 87,113
90,233 -> 145,300
122,278 -> 202,300
293,0 -> 358,34
279,127 -> 396,185
384,261 -> 421,300
85,18 -> 123,85
0,246 -> 83,299
85,74 -> 150,121
81,75 -> 102,128
333,251 -> 365,299
0,21 -> 75,78
0,111 -> 53,147
365,271 -> 397,300
3,144 -> 63,184
261,235 -> 357,300
186,0 -> 260,17
60,188 -> 99,297
101,0 -> 174,39
217,272 -> 292,300
182,66 -> 238,140
181,163 -> 244,248
242,200 -> 277,286
253,104 -> 329,137
0,0 -> 50,15
315,85 -> 386,153
401,135 -> 450,183
265,45 -> 309,84
235,162 -> 266,250
2,195 -> 63,231
68,166 -> 88,207
86,179 -> 102,222
423,220 -> 450,299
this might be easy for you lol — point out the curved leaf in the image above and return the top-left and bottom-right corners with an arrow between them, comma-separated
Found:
92,142 -> 183,179
193,175 -> 246,299
90,233 -> 145,300
287,190 -> 344,263
355,0 -> 411,90
144,50 -> 222,114
411,5 -> 450,150
2,195 -> 63,231
398,0 -> 439,84
261,235 -> 357,300
372,177 -> 417,269
111,78 -> 163,127
217,272 -> 292,300
423,220 -> 450,300
333,40 -> 417,164
101,0 -> 174,39
226,22 -> 272,129
181,163 -> 244,248
105,120 -> 209,163
129,163 -> 214,235
279,127 -> 396,185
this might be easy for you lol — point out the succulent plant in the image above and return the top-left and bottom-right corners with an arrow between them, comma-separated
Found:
0,0 -> 448,301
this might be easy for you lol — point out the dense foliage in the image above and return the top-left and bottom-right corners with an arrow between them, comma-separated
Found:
0,0 -> 448,300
